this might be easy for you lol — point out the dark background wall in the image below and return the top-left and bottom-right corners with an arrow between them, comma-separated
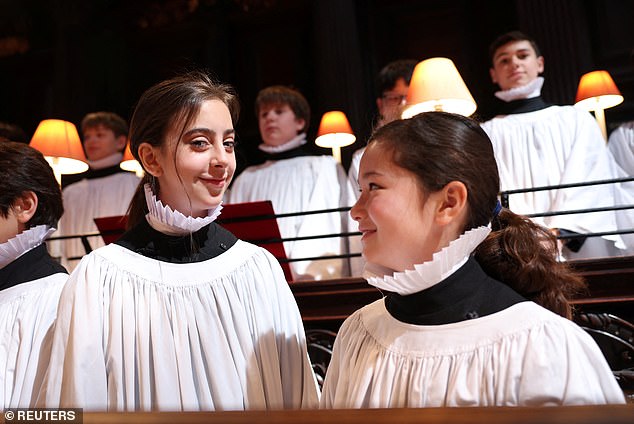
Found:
1,0 -> 633,171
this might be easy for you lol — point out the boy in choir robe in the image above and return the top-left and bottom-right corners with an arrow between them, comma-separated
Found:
0,142 -> 68,408
51,112 -> 140,271
481,31 -> 633,259
348,59 -> 417,196
226,85 -> 355,280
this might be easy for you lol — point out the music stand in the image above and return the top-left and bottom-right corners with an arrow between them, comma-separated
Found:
94,215 -> 128,245
93,200 -> 292,281
218,201 -> 292,282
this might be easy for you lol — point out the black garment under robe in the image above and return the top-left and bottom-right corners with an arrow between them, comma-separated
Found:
61,164 -> 135,189
0,244 -> 67,291
385,257 -> 526,325
115,219 -> 238,264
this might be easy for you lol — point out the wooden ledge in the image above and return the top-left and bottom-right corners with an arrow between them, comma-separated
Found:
82,404 -> 634,424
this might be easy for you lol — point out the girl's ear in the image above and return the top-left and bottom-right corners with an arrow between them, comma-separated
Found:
434,181 -> 468,226
13,191 -> 38,224
138,143 -> 163,177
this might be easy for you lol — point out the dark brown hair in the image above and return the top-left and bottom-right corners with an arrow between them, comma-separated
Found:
488,30 -> 542,66
376,59 -> 418,96
126,71 -> 240,228
0,141 -> 63,229
368,112 -> 584,318
81,111 -> 129,139
255,85 -> 310,133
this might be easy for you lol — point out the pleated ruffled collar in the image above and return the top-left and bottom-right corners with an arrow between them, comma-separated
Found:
0,225 -> 55,270
258,133 -> 307,154
363,226 -> 491,295
494,77 -> 544,102
144,184 -> 223,236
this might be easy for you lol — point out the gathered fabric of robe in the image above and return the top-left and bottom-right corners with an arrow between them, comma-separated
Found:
0,241 -> 67,408
49,170 -> 139,272
321,226 -> 624,408
37,231 -> 319,411
227,155 -> 356,280
481,105 -> 629,258
608,121 -> 634,176
321,299 -> 624,408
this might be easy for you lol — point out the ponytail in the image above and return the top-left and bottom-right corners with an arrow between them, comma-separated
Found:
126,174 -> 154,230
474,208 -> 586,319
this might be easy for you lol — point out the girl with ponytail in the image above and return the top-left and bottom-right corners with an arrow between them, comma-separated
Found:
321,111 -> 624,408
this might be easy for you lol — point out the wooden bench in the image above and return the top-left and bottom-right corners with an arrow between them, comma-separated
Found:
290,255 -> 634,329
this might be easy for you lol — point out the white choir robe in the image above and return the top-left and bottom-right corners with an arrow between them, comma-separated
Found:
227,155 -> 357,280
321,300 -> 625,408
0,274 -> 67,408
482,106 -> 629,258
608,121 -> 634,176
49,172 -> 140,272
37,241 -> 319,411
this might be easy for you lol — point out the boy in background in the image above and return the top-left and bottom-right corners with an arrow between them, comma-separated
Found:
51,112 -> 140,271
227,86 -> 355,280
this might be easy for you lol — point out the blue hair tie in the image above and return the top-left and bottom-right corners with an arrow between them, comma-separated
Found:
493,200 -> 502,217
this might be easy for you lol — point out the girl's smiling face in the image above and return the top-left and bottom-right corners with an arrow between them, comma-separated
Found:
351,143 -> 448,272
152,99 -> 236,218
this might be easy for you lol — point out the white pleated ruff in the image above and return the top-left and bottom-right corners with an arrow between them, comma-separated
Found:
0,274 -> 67,408
321,300 -> 625,408
481,105 -> 624,248
0,225 -> 55,269
144,183 -> 222,235
364,226 -> 490,295
38,241 -> 319,411
226,155 -> 354,280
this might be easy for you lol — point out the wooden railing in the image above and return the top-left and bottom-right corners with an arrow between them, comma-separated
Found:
75,404 -> 634,424
291,255 -> 634,329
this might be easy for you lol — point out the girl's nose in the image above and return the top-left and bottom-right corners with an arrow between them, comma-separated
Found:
350,195 -> 365,222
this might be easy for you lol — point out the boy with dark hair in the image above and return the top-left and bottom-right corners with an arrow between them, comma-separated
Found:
227,85 -> 355,280
481,30 -> 633,258
375,59 -> 418,128
0,141 -> 67,408
52,111 -> 140,271
349,59 -> 417,197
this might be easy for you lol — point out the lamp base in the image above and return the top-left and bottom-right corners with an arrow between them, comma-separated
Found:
593,107 -> 607,142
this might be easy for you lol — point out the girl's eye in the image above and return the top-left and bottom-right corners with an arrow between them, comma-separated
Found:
190,138 -> 209,149
223,139 -> 236,151
368,182 -> 379,191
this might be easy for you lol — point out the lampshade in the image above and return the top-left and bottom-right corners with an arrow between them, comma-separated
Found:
29,119 -> 88,182
574,70 -> 623,111
315,111 -> 356,163
402,57 -> 477,119
574,70 -> 623,141
120,141 -> 144,177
